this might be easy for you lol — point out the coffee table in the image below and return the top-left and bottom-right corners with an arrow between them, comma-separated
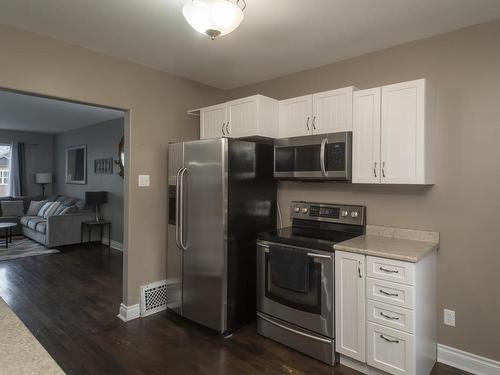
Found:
0,223 -> 16,248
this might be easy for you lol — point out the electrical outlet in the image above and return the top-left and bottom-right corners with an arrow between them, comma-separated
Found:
444,309 -> 455,327
138,174 -> 150,187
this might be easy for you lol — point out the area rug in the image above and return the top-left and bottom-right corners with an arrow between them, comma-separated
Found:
0,237 -> 59,262
0,297 -> 64,374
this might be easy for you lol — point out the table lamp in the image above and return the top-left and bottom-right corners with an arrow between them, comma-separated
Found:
85,191 -> 107,222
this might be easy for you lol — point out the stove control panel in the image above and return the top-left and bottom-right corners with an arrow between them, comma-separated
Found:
291,201 -> 365,226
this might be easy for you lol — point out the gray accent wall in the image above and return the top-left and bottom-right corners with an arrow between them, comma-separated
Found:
0,129 -> 54,197
53,118 -> 124,243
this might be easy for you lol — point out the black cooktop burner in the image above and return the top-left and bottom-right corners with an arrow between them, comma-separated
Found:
258,225 -> 362,252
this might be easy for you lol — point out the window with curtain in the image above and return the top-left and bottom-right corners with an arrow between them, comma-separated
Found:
0,144 -> 11,197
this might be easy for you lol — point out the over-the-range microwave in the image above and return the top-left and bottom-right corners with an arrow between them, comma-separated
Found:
274,131 -> 352,181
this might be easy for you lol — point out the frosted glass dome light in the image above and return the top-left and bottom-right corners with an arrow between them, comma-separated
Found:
183,0 -> 245,40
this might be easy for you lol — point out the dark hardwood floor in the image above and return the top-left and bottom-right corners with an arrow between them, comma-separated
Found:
0,243 -> 469,375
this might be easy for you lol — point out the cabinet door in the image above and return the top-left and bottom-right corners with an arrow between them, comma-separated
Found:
352,88 -> 381,183
312,87 -> 356,134
278,95 -> 312,138
335,251 -> 366,362
200,103 -> 227,139
380,79 -> 425,184
227,96 -> 258,138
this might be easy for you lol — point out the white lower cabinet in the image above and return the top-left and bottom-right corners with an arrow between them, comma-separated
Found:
335,251 -> 437,375
335,251 -> 366,362
367,322 -> 415,375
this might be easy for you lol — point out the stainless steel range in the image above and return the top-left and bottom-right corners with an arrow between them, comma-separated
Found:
256,201 -> 366,365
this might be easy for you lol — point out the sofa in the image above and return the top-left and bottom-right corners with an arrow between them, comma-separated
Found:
18,195 -> 95,248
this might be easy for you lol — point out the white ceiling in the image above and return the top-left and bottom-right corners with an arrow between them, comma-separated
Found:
0,90 -> 124,133
0,0 -> 499,89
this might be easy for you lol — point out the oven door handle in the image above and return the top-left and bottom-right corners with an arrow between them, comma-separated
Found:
257,313 -> 332,344
262,247 -> 332,260
320,137 -> 328,177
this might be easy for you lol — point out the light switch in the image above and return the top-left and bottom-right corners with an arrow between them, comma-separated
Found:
444,309 -> 455,327
138,174 -> 150,187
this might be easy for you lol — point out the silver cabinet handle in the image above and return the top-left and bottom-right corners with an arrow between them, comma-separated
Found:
225,121 -> 230,135
179,168 -> 188,250
320,138 -> 328,177
374,162 -> 377,178
175,168 -> 183,249
221,122 -> 226,136
306,116 -> 310,131
382,161 -> 386,178
379,266 -> 398,273
312,116 -> 316,130
257,313 -> 332,344
379,289 -> 399,297
380,312 -> 400,320
380,334 -> 399,344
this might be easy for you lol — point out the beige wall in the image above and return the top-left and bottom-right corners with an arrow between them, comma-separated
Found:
2,18 -> 499,362
227,20 -> 500,360
0,25 -> 226,305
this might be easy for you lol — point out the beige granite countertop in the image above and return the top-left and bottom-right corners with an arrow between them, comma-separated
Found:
0,298 -> 65,375
334,225 -> 439,263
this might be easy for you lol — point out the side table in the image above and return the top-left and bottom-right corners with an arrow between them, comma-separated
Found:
81,220 -> 111,254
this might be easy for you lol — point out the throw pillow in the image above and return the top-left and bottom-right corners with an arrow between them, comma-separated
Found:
1,200 -> 24,217
38,201 -> 60,218
53,204 -> 67,216
59,205 -> 78,215
27,200 -> 47,216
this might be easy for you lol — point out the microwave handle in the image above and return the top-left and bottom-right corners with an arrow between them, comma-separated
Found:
320,138 -> 328,177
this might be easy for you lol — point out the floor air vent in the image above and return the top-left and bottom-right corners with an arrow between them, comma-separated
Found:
140,280 -> 168,317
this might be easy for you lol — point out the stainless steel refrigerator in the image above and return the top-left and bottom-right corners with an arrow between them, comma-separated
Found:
167,138 -> 277,335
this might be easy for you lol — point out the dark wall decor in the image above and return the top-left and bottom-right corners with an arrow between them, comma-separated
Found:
94,158 -> 114,174
114,136 -> 124,178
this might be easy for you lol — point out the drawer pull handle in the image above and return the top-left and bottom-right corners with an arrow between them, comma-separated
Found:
380,312 -> 400,320
379,266 -> 399,273
379,289 -> 399,297
380,334 -> 399,344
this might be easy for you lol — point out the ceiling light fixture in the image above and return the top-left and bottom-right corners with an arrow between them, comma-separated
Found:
183,0 -> 246,40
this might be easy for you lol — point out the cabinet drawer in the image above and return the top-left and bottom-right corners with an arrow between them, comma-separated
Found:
367,256 -> 415,285
367,322 -> 415,375
367,278 -> 414,309
367,300 -> 414,334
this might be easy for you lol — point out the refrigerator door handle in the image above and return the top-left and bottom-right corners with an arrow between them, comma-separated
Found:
179,167 -> 189,250
175,167 -> 183,249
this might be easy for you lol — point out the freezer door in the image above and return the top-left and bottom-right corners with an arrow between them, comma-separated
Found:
181,138 -> 227,332
166,142 -> 184,315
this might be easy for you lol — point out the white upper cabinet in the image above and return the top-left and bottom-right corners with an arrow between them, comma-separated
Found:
353,79 -> 434,185
278,95 -> 313,138
381,79 -> 432,184
353,88 -> 381,183
198,95 -> 278,140
312,86 -> 356,135
200,103 -> 227,139
227,95 -> 278,138
279,87 -> 356,138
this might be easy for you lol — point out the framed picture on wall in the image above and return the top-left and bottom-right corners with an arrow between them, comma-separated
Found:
94,158 -> 113,174
66,144 -> 87,184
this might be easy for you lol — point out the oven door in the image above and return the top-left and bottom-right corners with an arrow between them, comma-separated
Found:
257,240 -> 334,338
274,132 -> 352,180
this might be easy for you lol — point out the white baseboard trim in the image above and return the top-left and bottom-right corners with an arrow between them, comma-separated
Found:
117,303 -> 140,322
101,239 -> 123,251
438,344 -> 500,375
